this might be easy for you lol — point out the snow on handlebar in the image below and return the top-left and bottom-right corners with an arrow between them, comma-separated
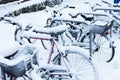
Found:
3,17 -> 21,26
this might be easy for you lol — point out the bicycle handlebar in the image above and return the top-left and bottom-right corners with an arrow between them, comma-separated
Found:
2,17 -> 22,27
68,11 -> 108,19
50,18 -> 88,25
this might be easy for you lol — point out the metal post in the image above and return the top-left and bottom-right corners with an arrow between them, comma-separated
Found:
89,32 -> 94,59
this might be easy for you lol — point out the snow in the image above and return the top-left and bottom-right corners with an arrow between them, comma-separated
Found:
92,20 -> 108,26
0,21 -> 21,57
33,24 -> 69,34
30,70 -> 43,80
0,0 -> 45,17
0,53 -> 30,66
0,0 -> 120,80
15,10 -> 51,26
38,64 -> 68,71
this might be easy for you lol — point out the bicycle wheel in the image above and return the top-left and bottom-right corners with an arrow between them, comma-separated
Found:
52,49 -> 98,80
92,34 -> 115,62
81,33 -> 115,62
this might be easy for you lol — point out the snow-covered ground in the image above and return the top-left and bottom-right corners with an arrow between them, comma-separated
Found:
0,0 -> 120,80
0,0 -> 45,17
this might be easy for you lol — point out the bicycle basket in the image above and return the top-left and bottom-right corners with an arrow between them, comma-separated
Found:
89,20 -> 113,34
0,46 -> 37,77
2,60 -> 26,77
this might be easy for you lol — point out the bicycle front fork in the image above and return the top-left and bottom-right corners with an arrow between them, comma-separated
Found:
0,67 -> 6,80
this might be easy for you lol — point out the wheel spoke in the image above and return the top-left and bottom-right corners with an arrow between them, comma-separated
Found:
53,51 -> 98,80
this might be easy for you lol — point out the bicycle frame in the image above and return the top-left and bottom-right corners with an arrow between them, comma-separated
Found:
27,36 -> 70,65
19,31 -> 75,78
1,13 -> 98,80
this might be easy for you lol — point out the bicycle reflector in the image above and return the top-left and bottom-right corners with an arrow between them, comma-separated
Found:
104,31 -> 110,35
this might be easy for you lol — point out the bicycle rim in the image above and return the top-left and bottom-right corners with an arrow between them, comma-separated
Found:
52,50 -> 98,80
80,33 -> 115,62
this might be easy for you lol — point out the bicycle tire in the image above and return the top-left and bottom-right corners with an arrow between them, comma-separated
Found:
93,34 -> 115,63
51,48 -> 98,80
4,74 -> 32,80
80,32 -> 115,62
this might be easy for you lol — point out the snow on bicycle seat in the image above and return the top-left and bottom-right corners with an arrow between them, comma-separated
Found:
0,45 -> 37,77
89,20 -> 114,34
33,24 -> 68,35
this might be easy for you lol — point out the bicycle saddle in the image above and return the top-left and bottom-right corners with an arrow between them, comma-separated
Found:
0,45 -> 37,77
89,20 -> 114,34
33,24 -> 69,35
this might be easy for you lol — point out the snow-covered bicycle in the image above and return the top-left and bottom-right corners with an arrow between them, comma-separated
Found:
1,17 -> 98,80
46,11 -> 115,63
